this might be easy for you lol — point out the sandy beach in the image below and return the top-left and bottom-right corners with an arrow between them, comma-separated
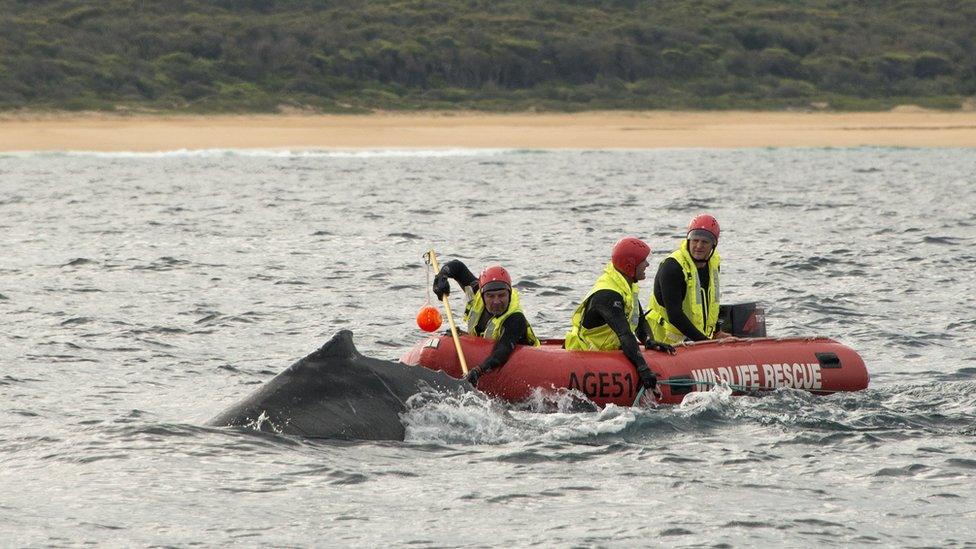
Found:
2,110 -> 975,151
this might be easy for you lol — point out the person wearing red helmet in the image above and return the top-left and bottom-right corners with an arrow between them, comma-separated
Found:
646,214 -> 732,344
565,237 -> 675,397
433,259 -> 539,385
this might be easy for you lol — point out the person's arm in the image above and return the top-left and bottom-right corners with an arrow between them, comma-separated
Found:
574,290 -> 659,395
433,259 -> 478,298
587,291 -> 650,369
479,314 -> 525,371
658,258 -> 709,342
466,313 -> 525,385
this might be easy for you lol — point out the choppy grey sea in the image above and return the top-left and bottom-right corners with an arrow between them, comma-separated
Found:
2,148 -> 975,547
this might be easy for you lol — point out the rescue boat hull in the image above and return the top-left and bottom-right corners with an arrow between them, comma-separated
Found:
400,335 -> 869,406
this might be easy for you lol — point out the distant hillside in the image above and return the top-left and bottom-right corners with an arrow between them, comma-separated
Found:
1,0 -> 974,112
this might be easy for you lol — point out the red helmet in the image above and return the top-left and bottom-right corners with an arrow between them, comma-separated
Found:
611,237 -> 651,278
479,265 -> 512,293
687,214 -> 720,244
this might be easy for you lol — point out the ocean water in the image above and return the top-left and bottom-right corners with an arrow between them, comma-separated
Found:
1,148 -> 975,547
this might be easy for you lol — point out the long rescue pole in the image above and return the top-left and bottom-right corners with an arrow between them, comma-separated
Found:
424,250 -> 470,375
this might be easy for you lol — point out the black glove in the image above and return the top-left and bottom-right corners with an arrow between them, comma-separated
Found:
636,366 -> 658,391
465,366 -> 483,386
432,272 -> 451,299
645,339 -> 676,355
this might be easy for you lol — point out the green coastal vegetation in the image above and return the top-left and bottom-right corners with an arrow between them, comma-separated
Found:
2,0 -> 974,113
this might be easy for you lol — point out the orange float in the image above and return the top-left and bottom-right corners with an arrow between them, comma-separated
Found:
415,305 -> 443,332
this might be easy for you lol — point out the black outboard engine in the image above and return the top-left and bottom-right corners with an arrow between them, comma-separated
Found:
718,302 -> 767,338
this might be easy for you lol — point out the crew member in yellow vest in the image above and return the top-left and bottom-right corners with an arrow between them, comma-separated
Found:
646,214 -> 733,344
433,260 -> 539,386
565,237 -> 675,397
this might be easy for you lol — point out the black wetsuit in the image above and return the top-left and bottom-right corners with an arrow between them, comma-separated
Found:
438,259 -> 534,373
652,257 -> 711,342
577,289 -> 653,371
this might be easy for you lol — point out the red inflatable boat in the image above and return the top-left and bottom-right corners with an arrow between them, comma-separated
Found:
400,335 -> 869,406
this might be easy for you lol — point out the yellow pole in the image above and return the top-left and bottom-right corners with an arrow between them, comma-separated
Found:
425,250 -> 470,375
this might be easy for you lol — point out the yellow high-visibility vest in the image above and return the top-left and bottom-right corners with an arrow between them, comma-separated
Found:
645,240 -> 720,344
464,288 -> 540,346
565,262 -> 641,351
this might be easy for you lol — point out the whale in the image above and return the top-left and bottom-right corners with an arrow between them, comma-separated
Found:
209,330 -> 470,440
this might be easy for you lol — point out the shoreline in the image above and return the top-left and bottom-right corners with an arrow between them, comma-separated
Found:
2,110 -> 976,151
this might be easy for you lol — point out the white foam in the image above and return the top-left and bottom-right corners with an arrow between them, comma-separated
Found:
675,383 -> 735,416
401,388 -> 642,444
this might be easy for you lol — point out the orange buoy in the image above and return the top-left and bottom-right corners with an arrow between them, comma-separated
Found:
416,305 -> 442,332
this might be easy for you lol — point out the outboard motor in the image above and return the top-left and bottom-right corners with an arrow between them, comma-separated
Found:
718,302 -> 767,338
